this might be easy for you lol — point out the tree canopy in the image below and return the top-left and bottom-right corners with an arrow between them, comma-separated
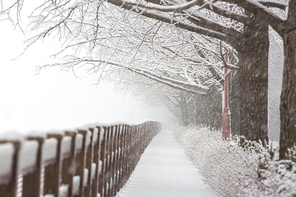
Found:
1,0 -> 296,159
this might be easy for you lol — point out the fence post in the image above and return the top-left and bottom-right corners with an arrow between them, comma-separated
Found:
131,126 -> 138,172
84,128 -> 94,197
127,126 -> 132,180
62,131 -> 77,197
74,129 -> 88,197
104,126 -> 111,197
114,125 -> 121,195
106,126 -> 113,197
44,133 -> 63,197
135,125 -> 140,167
22,136 -> 44,197
111,125 -> 118,196
119,125 -> 126,188
0,141 -> 20,197
98,127 -> 106,197
123,125 -> 130,186
116,125 -> 123,192
91,126 -> 101,197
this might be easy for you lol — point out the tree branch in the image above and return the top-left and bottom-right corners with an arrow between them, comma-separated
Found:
120,0 -> 203,12
258,0 -> 287,10
185,11 -> 245,41
52,57 -> 209,94
107,0 -> 241,49
200,3 -> 252,25
219,41 -> 239,70
226,0 -> 285,37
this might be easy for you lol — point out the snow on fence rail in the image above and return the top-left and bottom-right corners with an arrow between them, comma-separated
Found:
0,121 -> 162,197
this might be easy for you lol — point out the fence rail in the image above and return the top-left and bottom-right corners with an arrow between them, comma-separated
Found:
0,121 -> 162,197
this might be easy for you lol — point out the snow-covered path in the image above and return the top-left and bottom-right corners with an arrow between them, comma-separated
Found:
116,129 -> 219,197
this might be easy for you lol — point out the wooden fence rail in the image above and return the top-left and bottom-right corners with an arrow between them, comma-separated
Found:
0,121 -> 162,197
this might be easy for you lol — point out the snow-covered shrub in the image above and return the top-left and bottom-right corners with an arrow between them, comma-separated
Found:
284,146 -> 296,163
174,126 -> 296,197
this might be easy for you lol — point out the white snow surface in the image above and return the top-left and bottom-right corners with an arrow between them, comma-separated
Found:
72,176 -> 80,195
19,141 -> 38,173
92,127 -> 99,144
85,131 -> 92,147
0,143 -> 14,177
91,163 -> 96,179
0,132 -> 24,142
116,129 -> 219,197
59,184 -> 69,197
42,138 -> 58,163
75,134 -> 83,151
84,168 -> 89,186
61,136 -> 72,156
98,160 -> 102,172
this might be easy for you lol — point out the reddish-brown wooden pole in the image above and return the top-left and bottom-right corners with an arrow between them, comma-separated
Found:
222,52 -> 231,140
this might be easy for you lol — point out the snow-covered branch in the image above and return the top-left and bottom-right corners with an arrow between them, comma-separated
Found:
80,58 -> 209,94
107,0 -> 241,48
225,0 -> 285,36
200,3 -> 252,25
219,41 -> 239,70
257,0 -> 287,10
121,0 -> 203,12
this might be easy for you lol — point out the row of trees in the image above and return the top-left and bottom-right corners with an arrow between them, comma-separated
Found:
1,0 -> 295,159
115,76 -> 222,128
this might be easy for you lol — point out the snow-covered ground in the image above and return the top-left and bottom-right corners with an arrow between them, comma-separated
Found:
175,126 -> 296,197
116,128 -> 219,197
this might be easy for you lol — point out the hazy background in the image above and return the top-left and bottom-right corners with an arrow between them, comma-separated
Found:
0,14 -> 283,140
0,21 -> 175,133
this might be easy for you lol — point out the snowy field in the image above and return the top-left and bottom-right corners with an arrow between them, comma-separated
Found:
116,128 -> 219,197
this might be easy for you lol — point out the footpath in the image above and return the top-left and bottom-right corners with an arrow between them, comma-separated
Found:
116,129 -> 220,197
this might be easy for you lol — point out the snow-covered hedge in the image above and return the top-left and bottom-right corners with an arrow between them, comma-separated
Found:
174,126 -> 296,197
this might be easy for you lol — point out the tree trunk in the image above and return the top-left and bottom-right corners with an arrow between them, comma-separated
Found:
180,93 -> 191,126
207,85 -> 222,129
192,86 -> 221,129
279,0 -> 296,159
229,71 -> 240,135
235,18 -> 269,143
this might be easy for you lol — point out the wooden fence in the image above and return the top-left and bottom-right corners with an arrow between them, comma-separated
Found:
0,121 -> 162,197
